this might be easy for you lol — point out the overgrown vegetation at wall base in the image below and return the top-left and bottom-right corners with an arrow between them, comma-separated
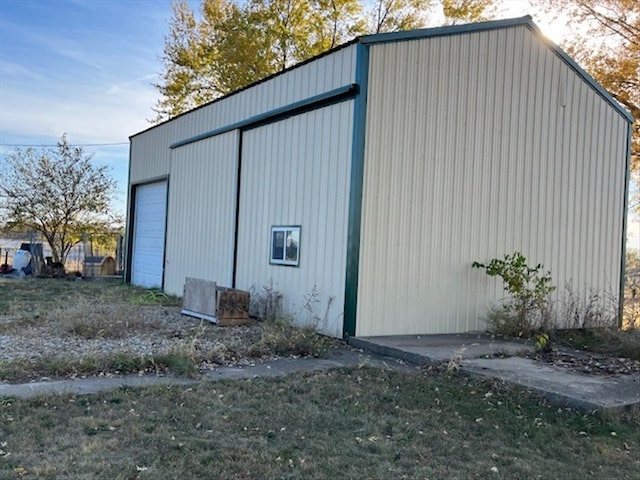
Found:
248,318 -> 333,358
474,252 -> 640,359
473,252 -> 555,337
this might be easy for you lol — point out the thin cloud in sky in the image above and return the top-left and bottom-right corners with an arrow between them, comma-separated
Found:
0,0 -> 176,216
0,0 -> 168,139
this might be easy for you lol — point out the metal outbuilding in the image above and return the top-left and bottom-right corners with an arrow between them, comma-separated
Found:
126,16 -> 633,338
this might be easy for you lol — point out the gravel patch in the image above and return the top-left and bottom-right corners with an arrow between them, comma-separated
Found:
0,305 -> 265,373
529,348 -> 640,376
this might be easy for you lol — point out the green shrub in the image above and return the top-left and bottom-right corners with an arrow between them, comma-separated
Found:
473,252 -> 555,337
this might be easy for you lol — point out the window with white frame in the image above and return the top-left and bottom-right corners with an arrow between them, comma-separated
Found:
270,226 -> 300,266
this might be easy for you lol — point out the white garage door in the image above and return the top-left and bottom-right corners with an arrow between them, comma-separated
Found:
132,181 -> 167,288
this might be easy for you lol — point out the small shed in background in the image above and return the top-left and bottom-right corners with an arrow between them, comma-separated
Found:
83,256 -> 116,277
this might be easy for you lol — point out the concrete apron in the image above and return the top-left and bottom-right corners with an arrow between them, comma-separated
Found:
349,334 -> 640,412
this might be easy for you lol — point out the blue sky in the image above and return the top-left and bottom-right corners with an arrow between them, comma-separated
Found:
0,0 -> 186,215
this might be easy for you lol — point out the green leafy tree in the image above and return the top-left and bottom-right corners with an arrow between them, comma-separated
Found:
0,134 -> 119,264
365,0 -> 432,34
153,0 -> 255,120
311,0 -> 366,50
154,0 -> 438,121
247,0 -> 319,70
441,0 -> 495,25
154,0 -> 364,121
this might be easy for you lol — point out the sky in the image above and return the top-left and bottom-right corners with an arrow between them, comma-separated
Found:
1,0 -> 635,241
0,0 -> 183,214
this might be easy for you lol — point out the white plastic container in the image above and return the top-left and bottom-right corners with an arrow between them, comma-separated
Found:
12,250 -> 32,271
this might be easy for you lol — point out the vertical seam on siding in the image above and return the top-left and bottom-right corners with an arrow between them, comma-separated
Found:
232,132 -> 244,288
161,177 -> 170,290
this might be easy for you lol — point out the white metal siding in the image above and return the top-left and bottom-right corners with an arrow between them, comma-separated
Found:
163,131 -> 240,296
129,123 -> 175,184
235,102 -> 354,337
172,45 -> 357,142
128,45 -> 357,187
128,46 -> 357,299
132,181 -> 167,288
356,26 -> 629,336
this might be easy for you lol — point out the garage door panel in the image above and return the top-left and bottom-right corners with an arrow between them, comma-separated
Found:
235,102 -> 353,337
132,181 -> 167,288
162,131 -> 239,296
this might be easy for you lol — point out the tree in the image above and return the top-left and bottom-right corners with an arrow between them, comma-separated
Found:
0,134 -> 118,264
365,0 -> 432,34
154,0 -> 235,120
154,0 -> 447,121
536,0 -> 639,182
154,0 -> 320,121
441,0 -> 495,25
311,0 -> 366,51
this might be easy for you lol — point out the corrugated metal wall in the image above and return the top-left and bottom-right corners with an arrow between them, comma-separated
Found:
129,122 -> 175,184
128,45 -> 357,293
356,25 -> 629,336
129,45 -> 357,186
163,131 -> 240,296
235,101 -> 354,337
172,45 -> 357,142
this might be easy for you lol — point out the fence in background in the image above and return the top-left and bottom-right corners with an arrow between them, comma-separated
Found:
0,231 -> 124,278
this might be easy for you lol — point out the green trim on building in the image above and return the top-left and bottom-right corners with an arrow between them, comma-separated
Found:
170,84 -> 358,149
619,121 -> 633,326
360,15 -> 533,45
343,43 -> 370,338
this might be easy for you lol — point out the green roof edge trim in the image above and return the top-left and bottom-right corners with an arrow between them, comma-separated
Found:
619,122 -> 633,326
359,15 -> 534,44
169,84 -> 358,149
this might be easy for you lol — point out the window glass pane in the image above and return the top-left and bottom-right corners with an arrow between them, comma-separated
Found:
285,229 -> 299,262
272,230 -> 285,260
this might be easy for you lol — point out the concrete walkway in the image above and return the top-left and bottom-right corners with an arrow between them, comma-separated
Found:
0,348 -> 413,399
350,334 -> 640,412
2,335 -> 638,413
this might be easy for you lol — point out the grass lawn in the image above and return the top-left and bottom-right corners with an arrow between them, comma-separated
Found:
0,277 -> 181,311
1,367 -> 638,480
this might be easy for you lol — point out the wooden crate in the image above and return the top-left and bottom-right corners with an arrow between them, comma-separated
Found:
215,287 -> 250,326
182,277 -> 250,326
